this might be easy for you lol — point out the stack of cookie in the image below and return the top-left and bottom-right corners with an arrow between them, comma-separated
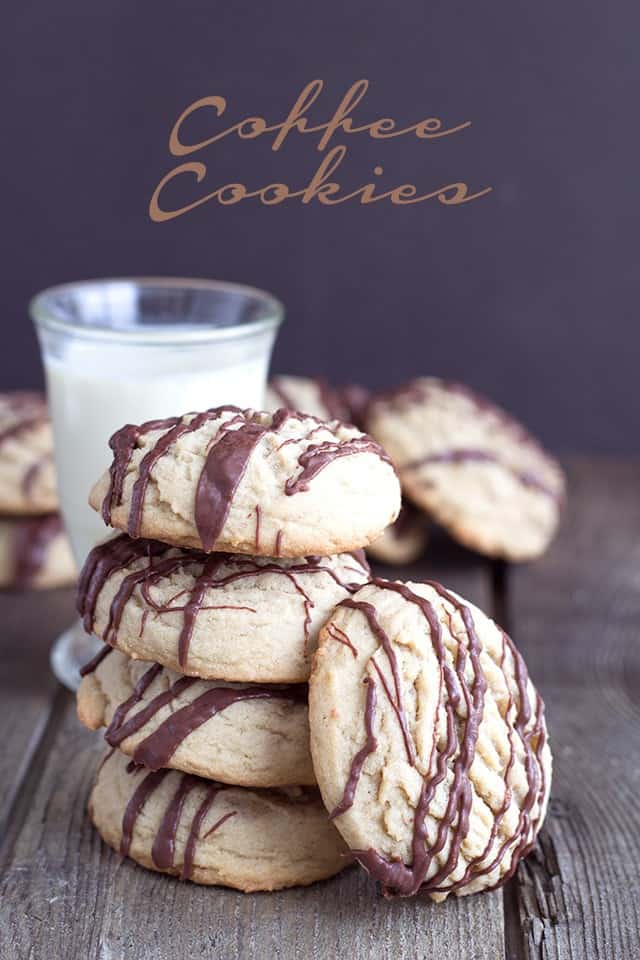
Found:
76,405 -> 401,891
0,391 -> 75,590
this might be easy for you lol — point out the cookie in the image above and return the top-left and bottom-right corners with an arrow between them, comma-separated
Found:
366,379 -> 565,561
0,392 -> 58,515
89,406 -> 400,557
266,375 -> 351,422
366,502 -> 428,566
78,647 -> 314,787
309,578 -> 551,900
89,749 -> 347,891
77,534 -> 370,682
0,514 -> 75,589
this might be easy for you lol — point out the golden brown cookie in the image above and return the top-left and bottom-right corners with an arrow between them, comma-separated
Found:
309,578 -> 551,900
77,535 -> 370,682
0,391 -> 58,515
78,647 -> 314,786
89,749 -> 347,891
90,406 -> 400,557
0,514 -> 75,589
367,379 -> 565,561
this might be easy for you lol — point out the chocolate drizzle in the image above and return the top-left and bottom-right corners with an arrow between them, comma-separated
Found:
13,514 -> 64,587
269,376 -> 350,422
403,449 -> 561,502
77,534 -> 368,668
0,393 -> 48,456
22,451 -> 53,499
151,773 -> 200,870
120,767 -> 168,857
332,578 -> 546,897
79,643 -> 113,677
285,438 -> 393,495
329,678 -> 377,819
326,623 -> 358,658
104,665 -> 306,772
114,758 -> 236,880
340,597 -> 416,765
371,378 -> 563,500
196,417 -> 271,551
99,405 -> 393,550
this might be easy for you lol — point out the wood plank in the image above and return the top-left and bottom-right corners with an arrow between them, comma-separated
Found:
0,586 -> 74,834
506,460 -> 640,959
1,541 -> 505,960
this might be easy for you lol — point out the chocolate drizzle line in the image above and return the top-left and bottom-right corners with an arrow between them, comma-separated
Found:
151,773 -> 200,870
22,451 -> 53,499
332,579 -> 545,897
105,666 -> 307,772
13,514 -> 64,587
269,376 -> 349,422
77,534 -> 368,669
285,438 -> 393,496
329,678 -> 377,819
120,767 -> 168,857
326,623 -> 358,658
0,393 -> 48,453
115,758 -> 236,880
79,644 -> 113,677
181,784 -> 220,880
372,379 -> 563,496
99,405 -> 393,551
196,416 -> 273,551
403,449 -> 561,502
340,598 -> 416,766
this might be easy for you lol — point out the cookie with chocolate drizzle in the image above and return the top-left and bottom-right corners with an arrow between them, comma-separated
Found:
0,391 -> 59,515
266,375 -> 351,423
367,378 -> 565,561
0,513 -> 75,589
309,578 -> 552,900
78,647 -> 314,786
89,405 -> 400,558
89,749 -> 347,891
77,534 -> 370,682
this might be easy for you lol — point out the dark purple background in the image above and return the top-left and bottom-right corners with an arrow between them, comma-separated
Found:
2,1 -> 636,452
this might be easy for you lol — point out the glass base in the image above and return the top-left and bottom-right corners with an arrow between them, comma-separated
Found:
50,618 -> 102,692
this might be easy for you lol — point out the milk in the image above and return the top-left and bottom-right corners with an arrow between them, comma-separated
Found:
44,339 -> 269,565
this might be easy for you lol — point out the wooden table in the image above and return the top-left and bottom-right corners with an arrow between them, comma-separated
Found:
1,459 -> 639,960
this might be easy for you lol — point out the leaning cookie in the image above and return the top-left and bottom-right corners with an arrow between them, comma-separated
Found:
367,379 -> 565,561
266,375 -> 351,422
89,406 -> 400,558
366,502 -> 428,566
0,392 -> 58,515
78,647 -> 314,787
309,578 -> 551,901
0,514 -> 75,589
90,749 -> 347,891
77,534 -> 370,682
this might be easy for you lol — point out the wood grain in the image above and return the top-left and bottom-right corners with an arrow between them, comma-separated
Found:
0,541 -> 506,960
506,461 -> 640,959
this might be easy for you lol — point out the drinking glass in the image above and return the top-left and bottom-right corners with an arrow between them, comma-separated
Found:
32,277 -> 283,690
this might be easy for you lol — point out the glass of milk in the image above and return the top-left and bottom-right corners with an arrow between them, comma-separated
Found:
32,277 -> 283,690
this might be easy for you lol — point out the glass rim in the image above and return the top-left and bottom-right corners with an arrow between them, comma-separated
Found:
30,276 -> 284,346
